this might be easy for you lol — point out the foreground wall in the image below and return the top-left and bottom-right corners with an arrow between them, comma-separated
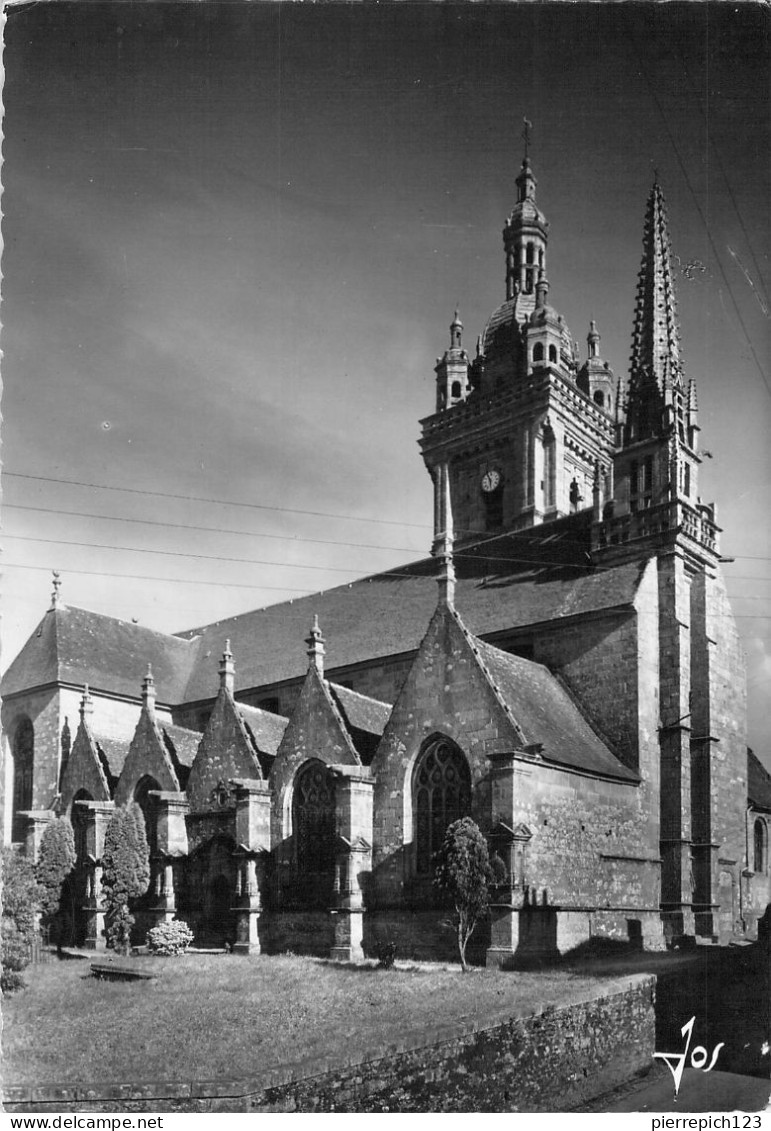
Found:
4,974 -> 655,1114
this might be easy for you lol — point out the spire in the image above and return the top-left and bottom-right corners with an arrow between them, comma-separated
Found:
142,664 -> 156,715
625,182 -> 683,442
450,309 -> 463,350
305,615 -> 325,675
219,640 -> 235,694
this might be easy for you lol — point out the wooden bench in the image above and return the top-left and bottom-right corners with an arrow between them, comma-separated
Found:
90,963 -> 156,982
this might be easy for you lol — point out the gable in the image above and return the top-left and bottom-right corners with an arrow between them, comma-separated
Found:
114,710 -> 183,805
185,689 -> 264,812
59,723 -> 112,811
273,667 -> 360,776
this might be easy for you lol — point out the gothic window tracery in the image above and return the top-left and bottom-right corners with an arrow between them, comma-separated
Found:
293,760 -> 336,875
414,738 -> 471,875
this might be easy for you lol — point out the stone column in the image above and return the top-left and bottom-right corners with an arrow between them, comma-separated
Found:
149,792 -> 188,928
485,753 -> 532,967
79,800 -> 114,951
329,767 -> 374,961
232,779 -> 271,955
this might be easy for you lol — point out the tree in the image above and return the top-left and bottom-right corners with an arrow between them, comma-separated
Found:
101,802 -> 151,955
2,848 -> 41,992
433,817 -> 494,971
36,817 -> 76,950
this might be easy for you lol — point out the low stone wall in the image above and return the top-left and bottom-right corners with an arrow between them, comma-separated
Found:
4,974 -> 655,1114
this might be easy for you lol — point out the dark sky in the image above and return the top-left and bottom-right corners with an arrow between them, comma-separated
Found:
3,2 -> 769,761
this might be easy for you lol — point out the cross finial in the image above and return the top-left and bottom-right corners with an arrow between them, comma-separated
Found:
522,117 -> 533,161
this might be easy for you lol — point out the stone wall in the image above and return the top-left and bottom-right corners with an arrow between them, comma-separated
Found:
3,974 -> 655,1114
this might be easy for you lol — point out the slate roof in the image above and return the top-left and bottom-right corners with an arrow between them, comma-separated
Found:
748,749 -> 771,812
328,684 -> 392,737
472,637 -> 638,783
175,514 -> 647,703
236,703 -> 289,757
161,724 -> 201,769
92,733 -> 132,780
2,604 -> 199,702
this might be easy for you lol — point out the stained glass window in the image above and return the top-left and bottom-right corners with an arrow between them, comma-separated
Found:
414,739 -> 471,875
293,760 -> 336,874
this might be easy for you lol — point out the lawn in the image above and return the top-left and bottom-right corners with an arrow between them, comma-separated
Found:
3,953 -> 614,1088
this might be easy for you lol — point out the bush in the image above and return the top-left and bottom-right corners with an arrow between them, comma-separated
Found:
36,817 -> 76,945
147,919 -> 195,956
375,941 -> 397,969
2,848 -> 41,993
490,852 -> 508,887
102,803 -> 151,955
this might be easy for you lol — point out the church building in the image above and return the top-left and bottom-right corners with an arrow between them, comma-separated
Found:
3,153 -> 769,963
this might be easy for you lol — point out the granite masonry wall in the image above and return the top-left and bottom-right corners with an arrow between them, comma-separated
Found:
3,974 -> 655,1114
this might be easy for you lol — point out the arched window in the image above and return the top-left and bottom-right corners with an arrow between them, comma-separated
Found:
414,738 -> 471,875
594,390 -> 605,407
293,760 -> 336,876
134,776 -> 161,854
526,242 -> 534,265
754,818 -> 767,873
71,789 -> 94,861
533,342 -> 544,363
548,344 -> 558,364
450,380 -> 461,399
11,717 -> 34,843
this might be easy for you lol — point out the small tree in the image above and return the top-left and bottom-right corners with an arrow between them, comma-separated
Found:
433,817 -> 494,971
36,817 -> 76,950
101,802 -> 151,955
2,848 -> 41,992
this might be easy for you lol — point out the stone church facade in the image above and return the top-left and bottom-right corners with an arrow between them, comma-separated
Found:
3,157 -> 769,962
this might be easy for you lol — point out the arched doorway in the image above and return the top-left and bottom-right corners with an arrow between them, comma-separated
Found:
11,717 -> 34,843
291,760 -> 336,908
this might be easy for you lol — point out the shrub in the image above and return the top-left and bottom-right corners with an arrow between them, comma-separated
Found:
375,941 -> 397,969
489,852 -> 508,887
101,802 -> 151,955
433,817 -> 494,971
36,817 -> 76,947
2,848 -> 41,993
147,919 -> 195,956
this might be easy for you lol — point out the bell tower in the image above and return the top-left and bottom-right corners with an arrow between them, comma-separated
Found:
420,124 -> 617,548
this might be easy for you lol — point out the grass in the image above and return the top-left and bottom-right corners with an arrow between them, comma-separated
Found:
3,953 -> 615,1088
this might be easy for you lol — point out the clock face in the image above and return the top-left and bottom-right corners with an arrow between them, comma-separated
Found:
481,468 -> 501,493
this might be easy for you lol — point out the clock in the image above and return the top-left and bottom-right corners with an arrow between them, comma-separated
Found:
481,468 -> 501,493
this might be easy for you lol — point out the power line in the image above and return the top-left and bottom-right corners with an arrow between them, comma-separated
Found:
4,503 -> 423,556
4,533 -> 381,575
3,471 -> 433,531
2,562 -> 315,595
